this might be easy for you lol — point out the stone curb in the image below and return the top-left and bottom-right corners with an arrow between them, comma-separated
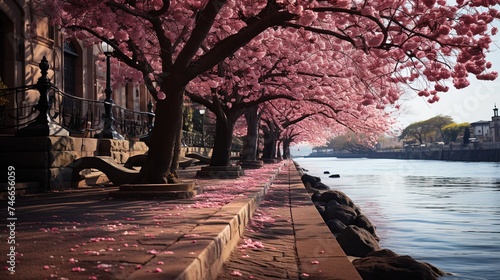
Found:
289,162 -> 362,279
126,165 -> 282,280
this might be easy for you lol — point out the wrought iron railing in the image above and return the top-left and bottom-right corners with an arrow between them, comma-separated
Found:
0,56 -> 155,139
0,57 -> 225,149
0,85 -> 39,132
50,88 -> 155,139
182,130 -> 214,147
0,84 -> 155,139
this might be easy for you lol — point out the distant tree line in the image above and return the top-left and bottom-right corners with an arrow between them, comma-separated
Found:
398,115 -> 469,145
317,115 -> 471,153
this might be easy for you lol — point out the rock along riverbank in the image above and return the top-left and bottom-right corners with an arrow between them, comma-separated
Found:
295,161 -> 448,280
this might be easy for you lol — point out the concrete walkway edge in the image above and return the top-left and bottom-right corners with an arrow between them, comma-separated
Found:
126,165 -> 283,280
289,162 -> 362,279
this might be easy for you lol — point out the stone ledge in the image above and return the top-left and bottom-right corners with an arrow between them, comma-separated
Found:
288,167 -> 363,280
110,181 -> 199,200
196,165 -> 244,179
0,182 -> 40,199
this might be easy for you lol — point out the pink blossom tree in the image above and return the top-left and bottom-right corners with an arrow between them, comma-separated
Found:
41,0 -> 499,183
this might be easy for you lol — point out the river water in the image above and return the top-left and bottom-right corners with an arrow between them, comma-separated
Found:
293,157 -> 500,280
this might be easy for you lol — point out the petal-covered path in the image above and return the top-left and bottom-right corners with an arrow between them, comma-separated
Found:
217,164 -> 300,279
1,160 -> 361,280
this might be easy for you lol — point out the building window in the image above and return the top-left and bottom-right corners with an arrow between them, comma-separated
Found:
63,41 -> 78,95
48,24 -> 55,40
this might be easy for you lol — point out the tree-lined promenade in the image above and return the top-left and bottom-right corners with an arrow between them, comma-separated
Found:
38,0 -> 499,183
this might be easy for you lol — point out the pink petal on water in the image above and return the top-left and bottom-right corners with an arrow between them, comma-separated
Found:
318,250 -> 325,254
154,268 -> 163,273
43,265 -> 50,270
311,260 -> 320,264
157,261 -> 164,265
301,273 -> 310,277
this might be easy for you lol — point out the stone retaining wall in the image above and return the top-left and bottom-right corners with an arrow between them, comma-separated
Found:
0,135 -> 235,196
369,148 -> 500,161
0,136 -> 148,194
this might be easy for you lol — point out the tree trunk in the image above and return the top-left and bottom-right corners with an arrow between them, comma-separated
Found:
283,139 -> 291,159
277,140 -> 282,159
241,105 -> 260,161
138,86 -> 184,183
210,115 -> 236,166
170,124 -> 182,178
262,126 -> 276,160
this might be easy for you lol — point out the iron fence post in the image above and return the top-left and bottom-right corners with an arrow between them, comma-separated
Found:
16,56 -> 51,136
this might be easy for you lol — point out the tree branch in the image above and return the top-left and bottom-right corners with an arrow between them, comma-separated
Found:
183,10 -> 296,83
235,93 -> 297,110
185,90 -> 216,112
174,0 -> 227,73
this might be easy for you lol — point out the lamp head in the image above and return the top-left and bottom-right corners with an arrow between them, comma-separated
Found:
101,41 -> 114,55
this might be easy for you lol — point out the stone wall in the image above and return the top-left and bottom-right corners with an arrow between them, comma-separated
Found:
0,136 -> 149,195
96,138 -> 149,164
367,148 -> 500,161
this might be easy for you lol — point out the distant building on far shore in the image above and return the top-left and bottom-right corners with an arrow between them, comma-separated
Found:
470,105 -> 500,143
471,120 -> 490,142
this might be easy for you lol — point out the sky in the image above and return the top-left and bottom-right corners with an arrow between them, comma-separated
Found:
394,26 -> 500,131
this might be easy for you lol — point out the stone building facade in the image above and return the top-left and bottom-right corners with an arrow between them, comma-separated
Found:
471,120 -> 490,142
0,0 -> 150,127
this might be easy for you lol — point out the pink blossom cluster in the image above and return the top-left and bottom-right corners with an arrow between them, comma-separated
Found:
37,0 -> 499,144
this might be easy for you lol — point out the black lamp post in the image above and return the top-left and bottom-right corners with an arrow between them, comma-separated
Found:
95,41 -> 123,140
199,109 -> 206,147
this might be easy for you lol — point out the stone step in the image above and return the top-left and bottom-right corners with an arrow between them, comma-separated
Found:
196,165 -> 244,179
0,181 -> 40,199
